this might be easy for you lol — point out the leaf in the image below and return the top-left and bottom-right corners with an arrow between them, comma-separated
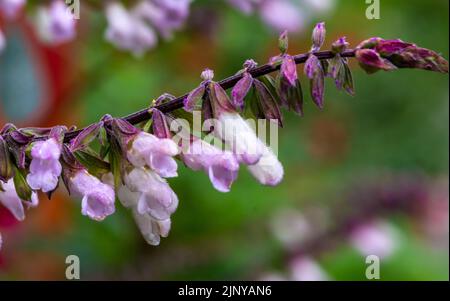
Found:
0,136 -> 14,182
260,75 -> 280,104
253,79 -> 283,126
209,82 -> 235,116
74,150 -> 111,178
277,75 -> 304,116
142,119 -> 153,133
184,84 -> 206,112
243,87 -> 264,120
108,137 -> 124,188
343,61 -> 355,96
70,122 -> 102,152
13,165 -> 32,201
287,79 -> 304,116
152,109 -> 171,139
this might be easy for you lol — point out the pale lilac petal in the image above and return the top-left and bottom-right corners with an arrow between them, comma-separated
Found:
208,164 -> 238,192
290,256 -> 329,281
214,112 -> 264,165
70,170 -> 116,221
350,221 -> 398,259
81,187 -> 115,221
259,0 -> 304,33
247,146 -> 284,186
36,0 -> 76,45
132,209 -> 172,246
149,153 -> 178,178
0,180 -> 25,221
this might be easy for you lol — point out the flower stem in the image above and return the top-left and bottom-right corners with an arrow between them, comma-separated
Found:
60,49 -> 355,142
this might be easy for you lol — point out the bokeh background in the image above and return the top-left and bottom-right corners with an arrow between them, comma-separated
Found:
0,0 -> 448,280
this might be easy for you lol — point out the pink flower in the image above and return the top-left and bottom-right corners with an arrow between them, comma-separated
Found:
182,138 -> 240,192
213,112 -> 264,165
133,0 -> 191,40
247,145 -> 283,186
131,209 -> 171,246
121,168 -> 178,221
35,0 -> 76,45
118,167 -> 178,245
349,220 -> 398,259
26,138 -> 62,193
127,131 -> 179,178
289,256 -> 329,281
105,1 -> 157,56
259,0 -> 303,33
0,0 -> 26,19
69,170 -> 115,221
0,179 -> 39,222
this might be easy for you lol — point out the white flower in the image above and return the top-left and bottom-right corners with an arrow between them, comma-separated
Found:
118,167 -> 178,245
0,179 -> 39,221
182,138 -> 239,192
213,112 -> 264,165
247,145 -> 284,186
349,220 -> 398,259
69,169 -> 115,221
127,131 -> 179,178
26,138 -> 62,193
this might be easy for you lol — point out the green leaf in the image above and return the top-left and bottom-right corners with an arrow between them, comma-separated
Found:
70,122 -> 102,152
0,136 -> 14,182
74,150 -> 111,178
343,61 -> 355,96
13,165 -> 32,201
108,137 -> 124,189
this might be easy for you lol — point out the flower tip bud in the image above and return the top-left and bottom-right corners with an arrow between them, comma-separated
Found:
201,68 -> 214,81
311,22 -> 326,52
278,30 -> 289,54
331,36 -> 349,54
244,59 -> 257,70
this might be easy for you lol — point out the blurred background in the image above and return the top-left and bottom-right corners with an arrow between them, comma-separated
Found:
0,0 -> 448,280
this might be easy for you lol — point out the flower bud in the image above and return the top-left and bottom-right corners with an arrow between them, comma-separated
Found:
355,48 -> 396,74
331,36 -> 349,54
201,68 -> 214,81
375,39 -> 449,73
311,22 -> 326,52
278,30 -> 288,54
